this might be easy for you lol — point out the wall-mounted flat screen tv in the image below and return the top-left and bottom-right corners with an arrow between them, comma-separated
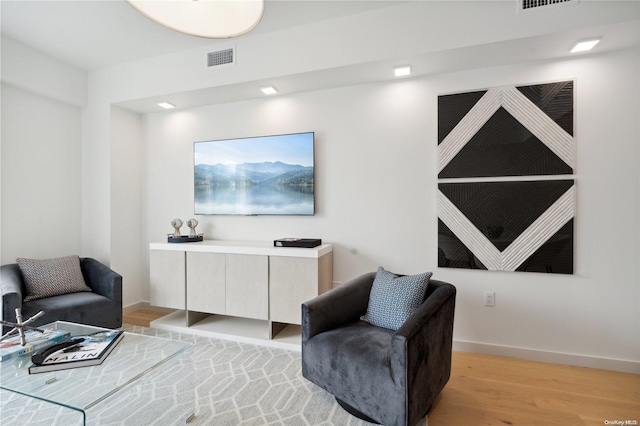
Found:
194,132 -> 315,215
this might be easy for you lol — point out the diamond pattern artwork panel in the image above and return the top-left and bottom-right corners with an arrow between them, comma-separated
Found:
437,80 -> 575,274
438,81 -> 574,178
438,181 -> 575,274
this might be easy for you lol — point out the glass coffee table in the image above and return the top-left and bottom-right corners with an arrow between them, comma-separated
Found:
0,321 -> 193,425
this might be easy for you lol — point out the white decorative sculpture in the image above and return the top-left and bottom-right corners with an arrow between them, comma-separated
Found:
187,219 -> 199,238
171,218 -> 183,237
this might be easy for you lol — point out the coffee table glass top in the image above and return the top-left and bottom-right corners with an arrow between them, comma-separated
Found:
0,321 -> 191,412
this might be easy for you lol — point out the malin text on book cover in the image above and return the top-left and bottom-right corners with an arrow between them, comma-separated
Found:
28,330 -> 124,374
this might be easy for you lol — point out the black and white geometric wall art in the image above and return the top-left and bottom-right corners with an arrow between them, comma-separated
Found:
437,81 -> 575,274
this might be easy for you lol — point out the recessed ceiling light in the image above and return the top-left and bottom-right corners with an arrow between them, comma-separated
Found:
394,65 -> 411,77
158,102 -> 176,109
261,86 -> 278,95
570,39 -> 600,53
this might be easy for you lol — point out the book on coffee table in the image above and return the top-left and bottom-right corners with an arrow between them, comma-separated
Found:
0,328 -> 71,362
28,330 -> 124,374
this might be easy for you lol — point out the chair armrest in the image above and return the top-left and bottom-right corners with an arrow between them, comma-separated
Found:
302,272 -> 375,342
390,280 -> 456,394
80,258 -> 122,303
2,264 -> 24,327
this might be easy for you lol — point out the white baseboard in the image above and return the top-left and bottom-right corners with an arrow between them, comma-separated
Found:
453,339 -> 640,374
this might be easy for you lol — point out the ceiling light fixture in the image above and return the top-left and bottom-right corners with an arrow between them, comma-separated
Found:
261,86 -> 278,95
570,39 -> 601,53
394,65 -> 412,77
158,102 -> 176,109
126,0 -> 264,39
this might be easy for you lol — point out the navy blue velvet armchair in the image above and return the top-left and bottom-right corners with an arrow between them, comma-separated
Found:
302,272 -> 456,426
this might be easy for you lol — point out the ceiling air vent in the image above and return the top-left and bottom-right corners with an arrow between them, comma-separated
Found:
207,48 -> 234,67
521,0 -> 574,10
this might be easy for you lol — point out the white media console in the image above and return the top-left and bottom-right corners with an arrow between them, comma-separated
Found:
148,240 -> 333,348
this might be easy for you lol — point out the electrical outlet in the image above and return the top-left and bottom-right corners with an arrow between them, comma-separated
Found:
484,291 -> 496,307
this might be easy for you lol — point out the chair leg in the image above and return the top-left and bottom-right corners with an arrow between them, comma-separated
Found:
335,398 -> 380,424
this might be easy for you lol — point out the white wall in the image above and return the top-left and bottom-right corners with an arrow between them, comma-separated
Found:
80,84 -> 112,264
110,106 -> 145,306
1,84 -> 83,263
143,49 -> 639,371
1,37 -> 87,264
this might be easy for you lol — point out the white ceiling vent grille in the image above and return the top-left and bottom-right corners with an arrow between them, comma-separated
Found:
207,48 -> 234,67
521,0 -> 574,10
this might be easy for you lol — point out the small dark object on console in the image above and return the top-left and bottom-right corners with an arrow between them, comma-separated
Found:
274,238 -> 321,248
167,234 -> 204,243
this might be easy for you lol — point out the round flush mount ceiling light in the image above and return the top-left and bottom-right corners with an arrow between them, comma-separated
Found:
126,0 -> 264,39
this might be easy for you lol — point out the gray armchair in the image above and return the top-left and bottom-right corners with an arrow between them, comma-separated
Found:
2,257 -> 122,333
302,272 -> 456,426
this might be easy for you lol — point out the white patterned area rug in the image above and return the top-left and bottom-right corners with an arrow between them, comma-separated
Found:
0,324 -> 378,426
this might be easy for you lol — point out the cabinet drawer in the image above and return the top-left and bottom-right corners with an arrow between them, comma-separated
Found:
269,257 -> 317,324
187,252 -> 225,314
225,254 -> 268,320
149,250 -> 185,309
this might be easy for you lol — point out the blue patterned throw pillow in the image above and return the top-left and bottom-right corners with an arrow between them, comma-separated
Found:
360,266 -> 433,331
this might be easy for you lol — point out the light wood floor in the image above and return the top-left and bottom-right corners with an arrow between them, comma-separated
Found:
123,308 -> 167,327
123,310 -> 639,426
